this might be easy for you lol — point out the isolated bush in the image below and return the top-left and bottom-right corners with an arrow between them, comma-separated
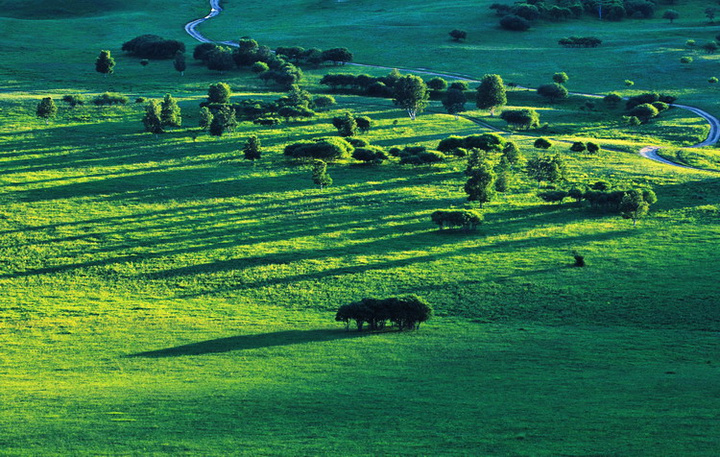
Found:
62,94 -> 84,107
537,83 -> 568,103
534,137 -> 553,149
570,142 -> 586,152
353,146 -> 389,164
603,92 -> 623,108
501,109 -> 540,130
347,137 -> 369,148
399,147 -> 446,165
629,103 -> 659,123
449,29 -> 467,41
586,142 -> 600,153
92,92 -> 128,105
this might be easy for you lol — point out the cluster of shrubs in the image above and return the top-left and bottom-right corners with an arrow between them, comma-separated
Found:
431,210 -> 483,231
335,296 -> 433,331
558,36 -> 602,48
437,133 -> 507,156
392,146 -> 446,165
603,92 -> 675,124
122,35 -> 186,60
492,0 -> 657,31
320,71 -> 404,98
91,92 -> 128,105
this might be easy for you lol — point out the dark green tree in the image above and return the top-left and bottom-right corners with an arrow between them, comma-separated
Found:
662,9 -> 679,23
552,72 -> 569,84
160,94 -> 181,128
534,137 -> 552,149
526,154 -> 566,185
475,74 -> 507,115
173,51 -> 186,76
209,105 -> 237,136
206,47 -> 235,72
537,83 -> 568,103
500,109 -> 540,130
243,135 -> 262,163
312,159 -> 333,189
443,87 -> 467,117
142,100 -> 163,134
427,77 -> 448,91
464,151 -> 496,205
332,112 -> 358,137
199,106 -> 213,131
393,75 -> 430,120
95,50 -> 115,77
208,82 -> 232,105
620,189 -> 656,225
36,97 -> 57,124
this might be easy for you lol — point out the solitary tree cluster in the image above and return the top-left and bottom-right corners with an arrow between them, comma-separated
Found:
431,209 -> 483,231
335,296 -> 433,331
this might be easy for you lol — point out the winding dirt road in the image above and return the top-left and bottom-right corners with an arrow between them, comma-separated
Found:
184,1 -> 720,173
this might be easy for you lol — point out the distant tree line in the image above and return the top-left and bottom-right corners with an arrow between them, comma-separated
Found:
335,296 -> 433,331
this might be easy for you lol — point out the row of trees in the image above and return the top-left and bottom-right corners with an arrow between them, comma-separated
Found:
335,296 -> 433,331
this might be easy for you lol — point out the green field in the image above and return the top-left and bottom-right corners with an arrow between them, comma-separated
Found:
1,0 -> 720,455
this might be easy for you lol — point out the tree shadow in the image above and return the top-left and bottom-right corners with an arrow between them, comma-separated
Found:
128,328 -> 364,358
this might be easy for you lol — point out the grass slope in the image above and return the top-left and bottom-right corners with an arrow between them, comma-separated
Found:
1,0 -> 720,455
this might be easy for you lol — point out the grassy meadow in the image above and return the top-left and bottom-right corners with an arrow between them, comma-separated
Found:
1,0 -> 720,455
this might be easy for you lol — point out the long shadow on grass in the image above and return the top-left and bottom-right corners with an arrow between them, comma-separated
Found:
129,329 -> 363,358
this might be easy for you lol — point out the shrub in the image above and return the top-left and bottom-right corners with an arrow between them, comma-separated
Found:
558,36 -> 602,48
538,190 -> 568,204
253,117 -> 280,126
534,137 -> 552,149
353,146 -> 389,164
603,93 -> 623,108
347,137 -> 369,148
500,14 -> 531,31
284,137 -> 354,160
437,135 -> 466,153
399,147 -> 446,165
62,94 -> 84,107
570,142 -> 586,152
501,109 -> 540,129
92,92 -> 128,105
586,142 -> 600,153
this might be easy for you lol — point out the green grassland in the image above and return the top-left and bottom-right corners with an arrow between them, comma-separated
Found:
1,0 -> 720,455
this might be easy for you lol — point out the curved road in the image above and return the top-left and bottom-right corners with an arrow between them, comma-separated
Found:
184,1 -> 720,173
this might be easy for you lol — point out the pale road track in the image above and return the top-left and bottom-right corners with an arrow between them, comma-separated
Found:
184,0 -> 720,174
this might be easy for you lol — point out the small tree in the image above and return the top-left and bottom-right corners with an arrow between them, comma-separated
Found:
243,135 -> 262,164
443,88 -> 467,117
95,50 -> 115,77
142,100 -> 163,134
199,106 -> 214,131
209,105 -> 237,136
526,155 -> 566,185
586,142 -> 600,153
311,159 -> 332,189
449,29 -> 467,41
36,97 -> 57,124
476,74 -> 507,115
500,109 -> 540,130
662,9 -> 679,23
464,152 -> 496,205
393,75 -> 430,120
620,189 -> 655,226
313,95 -> 336,111
173,51 -> 186,76
208,82 -> 231,105
427,77 -> 448,91
537,83 -> 568,103
552,72 -> 569,84
569,141 -> 586,152
332,112 -> 358,137
160,94 -> 181,128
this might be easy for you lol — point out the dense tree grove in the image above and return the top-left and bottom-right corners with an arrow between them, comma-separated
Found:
122,35 -> 185,59
335,296 -> 433,331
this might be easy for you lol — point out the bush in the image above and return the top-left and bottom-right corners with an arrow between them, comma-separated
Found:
538,190 -> 568,204
500,14 -> 530,31
437,135 -> 465,153
62,94 -> 84,107
253,117 -> 280,126
586,142 -> 600,153
430,209 -> 483,231
92,92 -> 128,105
335,295 -> 433,331
603,92 -> 623,108
558,36 -> 602,48
346,137 -> 369,148
399,147 -> 446,165
122,34 -> 185,60
534,138 -> 552,149
284,137 -> 354,160
353,146 -> 389,164
570,142 -> 586,152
